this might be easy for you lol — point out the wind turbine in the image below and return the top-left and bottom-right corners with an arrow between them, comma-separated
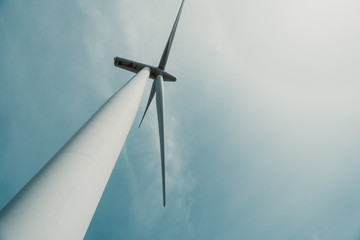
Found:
0,1 -> 185,239
114,0 -> 185,207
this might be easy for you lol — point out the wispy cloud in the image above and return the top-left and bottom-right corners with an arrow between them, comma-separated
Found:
119,100 -> 194,237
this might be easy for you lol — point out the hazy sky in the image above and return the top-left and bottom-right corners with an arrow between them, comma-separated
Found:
1,0 -> 360,239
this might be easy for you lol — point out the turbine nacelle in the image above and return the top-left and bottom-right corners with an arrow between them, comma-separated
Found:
114,56 -> 176,82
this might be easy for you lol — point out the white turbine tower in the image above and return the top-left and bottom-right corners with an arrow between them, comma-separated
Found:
0,0 -> 185,239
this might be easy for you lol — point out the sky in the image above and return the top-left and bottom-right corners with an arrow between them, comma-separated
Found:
1,0 -> 360,239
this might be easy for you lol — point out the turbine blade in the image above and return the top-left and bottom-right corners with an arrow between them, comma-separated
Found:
155,75 -> 166,206
138,81 -> 156,128
158,0 -> 185,70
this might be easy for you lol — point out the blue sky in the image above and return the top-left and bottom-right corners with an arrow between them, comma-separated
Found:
1,0 -> 360,239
